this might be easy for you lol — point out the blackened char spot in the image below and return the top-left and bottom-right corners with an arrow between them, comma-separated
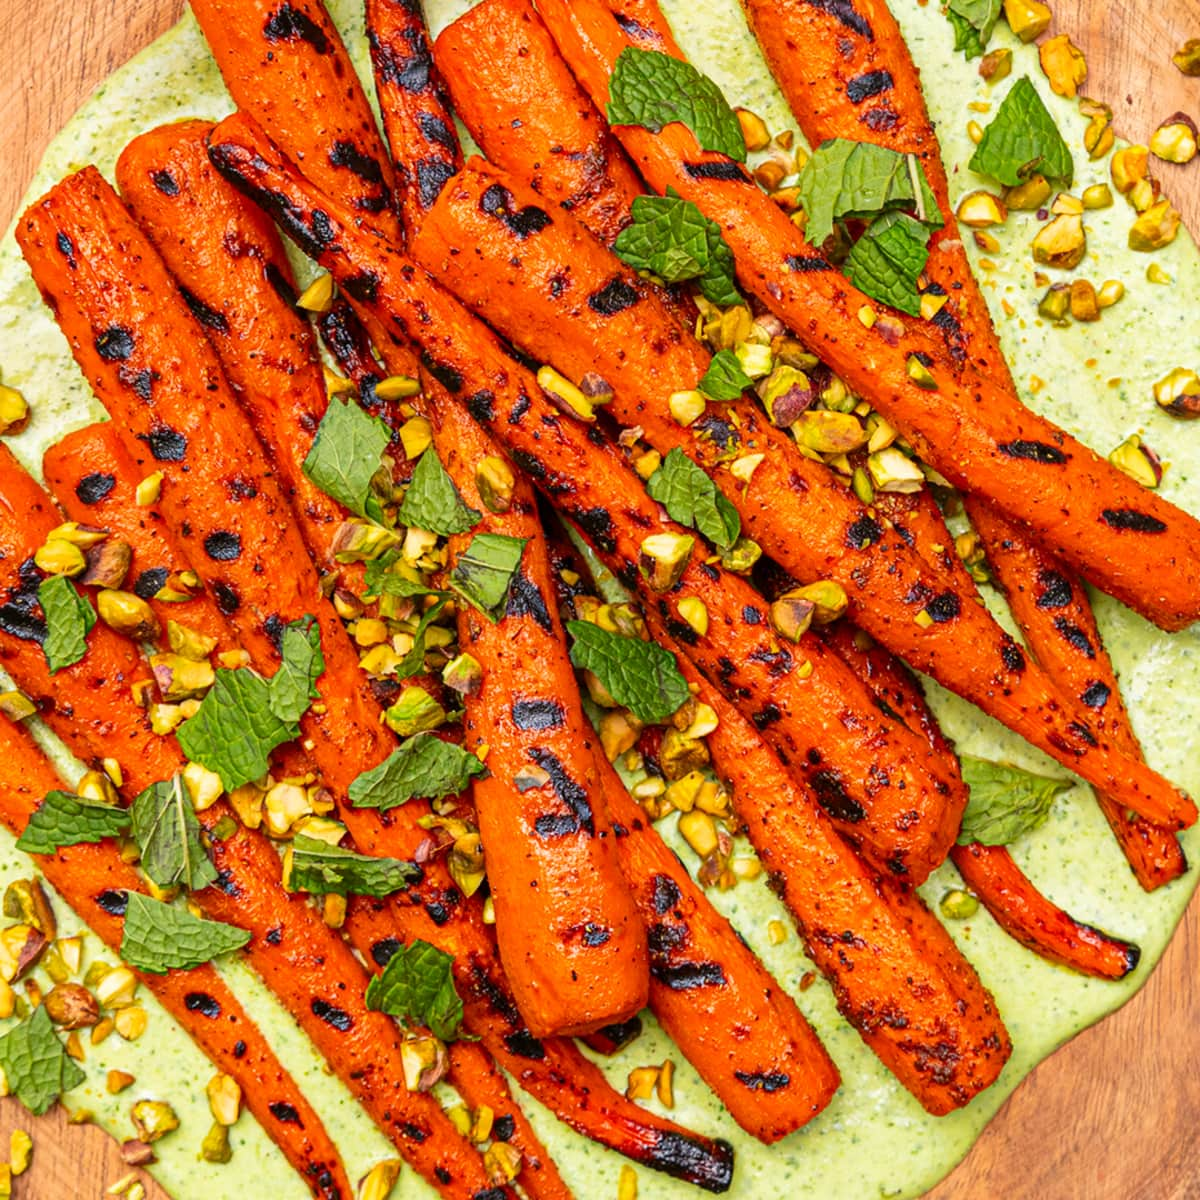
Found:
132,567 -> 168,600
649,1131 -> 734,1190
742,605 -> 763,625
138,425 -> 187,462
56,231 -> 77,267
311,998 -> 353,1031
233,1040 -> 246,1058
734,1070 -> 791,1092
587,277 -> 640,315
511,698 -> 566,730
683,160 -> 749,182
119,366 -> 155,399
179,286 -> 230,333
612,11 -> 656,40
652,874 -> 682,915
419,350 -> 463,394
269,1102 -> 300,1124
204,531 -> 242,561
1080,680 -> 1111,709
492,1114 -> 516,1142
96,890 -> 128,916
328,139 -> 384,183
753,703 -> 782,729
1101,508 -> 1167,534
573,506 -> 616,554
508,390 -> 531,424
506,571 -> 553,631
651,961 -> 726,989
369,27 -> 431,91
479,183 -> 551,238
0,601 -> 45,645
1000,639 -> 1025,672
151,168 -> 179,196
1035,569 -> 1073,609
213,582 -> 241,615
528,748 -> 594,835
265,925 -> 283,945
263,4 -> 330,54
665,617 -> 698,646
925,591 -> 961,623
581,924 -> 611,946
1054,616 -> 1095,657
863,107 -> 899,131
692,412 -> 739,450
803,0 -> 874,38
340,271 -> 380,303
1068,721 -> 1098,747
95,325 -> 135,361
371,937 -> 401,966
184,992 -> 221,1019
997,439 -> 1067,464
785,254 -> 833,272
648,922 -> 686,953
417,111 -> 457,151
75,472 -> 115,505
466,389 -> 495,422
846,69 -> 893,102
416,158 -> 457,209
810,769 -> 866,822
503,1030 -> 546,1059
403,1123 -> 429,1143
848,515 -> 882,548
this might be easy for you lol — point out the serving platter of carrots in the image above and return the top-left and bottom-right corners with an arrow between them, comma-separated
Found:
0,0 -> 1197,1197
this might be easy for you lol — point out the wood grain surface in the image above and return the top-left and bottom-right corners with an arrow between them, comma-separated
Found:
0,2 -> 1198,1199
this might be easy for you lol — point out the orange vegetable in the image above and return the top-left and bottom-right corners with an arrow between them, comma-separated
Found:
0,716 -> 349,1199
429,380 -> 650,1038
433,0 -> 641,245
404,153 -> 1194,834
366,0 -> 464,232
534,0 -> 1200,634
205,113 -> 968,883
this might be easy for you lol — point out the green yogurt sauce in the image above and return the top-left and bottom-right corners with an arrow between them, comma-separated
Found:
0,2 -> 1198,1197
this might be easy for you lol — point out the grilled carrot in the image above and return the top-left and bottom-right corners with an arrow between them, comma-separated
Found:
366,0 -> 464,231
433,0 -> 641,245
0,717 -> 350,1200
533,0 -> 1200,633
205,114 -> 970,881
114,120 -> 345,559
428,378 -> 650,1038
405,153 -> 1195,833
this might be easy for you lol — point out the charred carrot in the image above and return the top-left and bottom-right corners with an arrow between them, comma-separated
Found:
205,113 -> 970,881
534,0 -> 1200,633
428,379 -> 650,1038
366,0 -> 464,231
433,0 -> 641,245
0,716 -> 350,1200
405,153 -> 1195,833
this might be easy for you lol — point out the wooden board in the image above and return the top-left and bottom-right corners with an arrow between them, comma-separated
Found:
0,1 -> 1197,1197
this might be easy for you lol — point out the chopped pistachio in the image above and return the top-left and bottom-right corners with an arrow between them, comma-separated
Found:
967,120 -> 984,145
1032,214 -> 1087,269
373,375 -> 421,402
793,409 -> 867,454
131,1099 -> 180,1143
538,365 -> 595,422
1051,192 -> 1084,216
447,831 -> 486,897
668,390 -> 706,427
757,365 -> 812,427
1040,34 -> 1087,98
1083,113 -> 1114,160
1096,280 -> 1125,309
296,273 -> 335,313
656,1059 -> 675,1109
331,520 -> 401,563
135,472 -> 163,506
82,540 -> 132,590
1038,283 -> 1070,323
619,1165 -> 639,1200
638,533 -> 694,592
8,1130 -> 30,1177
719,536 -> 762,574
1153,367 -> 1200,418
166,621 -> 217,662
634,449 -> 662,480
676,596 -> 709,638
1004,174 -> 1051,211
1173,38 -> 1200,76
905,356 -> 938,391
1110,145 -> 1149,195
769,590 -> 816,643
1069,279 -> 1101,322
98,591 -> 160,642
0,925 -> 45,982
107,1070 -> 136,1094
200,1122 -> 232,1165
323,366 -> 354,396
678,810 -> 719,857
151,653 -> 214,701
0,692 -> 35,722
34,539 -> 86,577
44,983 -> 99,1029
868,446 -> 925,493
753,159 -> 787,192
475,455 -> 515,513
940,889 -> 979,920
148,703 -> 184,736
680,703 -> 718,741
91,1018 -> 115,1047
155,569 -> 202,603
206,1073 -> 243,1126
659,728 -> 710,781
442,653 -> 483,697
1003,0 -> 1050,41
263,782 -> 312,837
734,342 -> 774,380
1108,436 -> 1163,489
1129,199 -> 1181,251
734,107 -> 771,153
0,384 -> 29,436
599,710 -> 643,762
401,1034 -> 448,1093
1081,183 -> 1114,210
359,1160 -> 403,1200
398,416 -> 433,460
956,191 -> 1007,228
1150,113 -> 1198,165
1146,262 -> 1173,285
1128,177 -> 1157,213
385,687 -> 447,737
625,1065 -> 659,1102
851,466 -> 874,504
115,1005 -> 148,1041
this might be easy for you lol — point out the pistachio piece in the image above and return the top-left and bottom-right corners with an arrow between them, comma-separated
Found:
182,762 -> 224,812
1096,280 -> 1125,309
599,710 -> 642,762
638,534 -> 694,593
1108,435 -> 1163,489
448,831 -> 486,897
44,983 -> 99,1030
385,687 -> 447,737
668,390 -> 707,427
1173,38 -> 1200,76
263,782 -> 312,838
80,539 -> 132,590
1129,199 -> 1181,251
166,621 -> 218,662
1032,213 -> 1087,269
1149,113 -> 1198,164
791,579 -> 849,624
2,879 -> 55,939
442,653 -> 483,697
793,409 -> 867,454
1084,113 -> 1115,160
135,471 -> 163,506
295,273 -> 334,313
0,924 -> 46,983
131,1100 -> 180,1144
1037,283 -> 1071,323
868,446 -> 926,493
956,191 -> 1007,228
757,365 -> 813,427
0,384 -> 29,436
1040,34 -> 1087,98
1069,279 -> 1101,322
1005,174 -> 1051,211
676,596 -> 709,637
1051,192 -> 1084,216
331,520 -> 401,563
1153,368 -> 1200,418
659,728 -> 710,781
359,1160 -> 403,1200
719,536 -> 762,574
537,365 -> 595,422
769,590 -> 816,643
9,1130 -> 31,1177
1003,0 -> 1050,42
0,692 -> 36,722
200,1122 -> 232,1165
1110,145 -> 1149,195
475,455 -> 515,513
34,539 -> 86,577
634,449 -> 662,480
206,1073 -> 243,1127
150,652 -> 214,701
401,1034 -> 449,1093
372,374 -> 420,402
678,810 -> 719,857
979,47 -> 1013,83
1081,183 -> 1114,210
1146,262 -> 1173,285
735,342 -> 774,380
155,569 -> 202,603
735,106 -> 771,153
905,356 -> 938,391
98,591 -> 160,642
940,889 -> 980,920
398,415 -> 432,460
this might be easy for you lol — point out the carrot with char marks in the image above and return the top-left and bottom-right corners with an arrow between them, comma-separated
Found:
206,111 -> 970,882
429,380 -> 650,1038
534,0 -> 1200,634
405,154 -> 1195,835
0,717 -> 350,1200
366,0 -> 464,232
433,0 -> 641,245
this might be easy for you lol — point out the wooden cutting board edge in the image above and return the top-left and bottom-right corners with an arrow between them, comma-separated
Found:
0,2 -> 1198,1198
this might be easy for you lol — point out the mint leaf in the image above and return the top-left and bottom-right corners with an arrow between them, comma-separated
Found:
946,10 -> 987,58
797,139 -> 943,246
947,0 -> 1000,57
348,735 -> 486,811
302,395 -> 392,519
286,835 -> 420,897
612,191 -> 740,307
646,448 -> 740,550
450,534 -> 528,623
120,892 -> 250,973
0,1006 -> 85,1115
697,350 -> 753,401
397,449 -> 480,536
38,576 -> 95,674
566,621 -> 689,722
970,77 -> 1074,187
607,47 -> 746,163
177,669 -> 298,791
395,599 -> 449,680
131,775 -> 218,892
16,791 -> 129,854
364,552 -> 445,600
365,939 -> 464,1040
956,756 -> 1075,846
844,212 -> 932,316
269,616 -> 325,724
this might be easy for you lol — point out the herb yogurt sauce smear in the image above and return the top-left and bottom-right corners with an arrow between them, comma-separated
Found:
0,1 -> 1198,1197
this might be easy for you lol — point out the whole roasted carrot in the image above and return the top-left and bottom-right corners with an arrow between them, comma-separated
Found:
429,379 -> 650,1038
0,717 -> 350,1200
433,0 -> 641,245
366,0 -> 464,231
115,120 -> 345,560
205,113 -> 971,881
405,154 -> 1195,834
534,0 -> 1200,633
